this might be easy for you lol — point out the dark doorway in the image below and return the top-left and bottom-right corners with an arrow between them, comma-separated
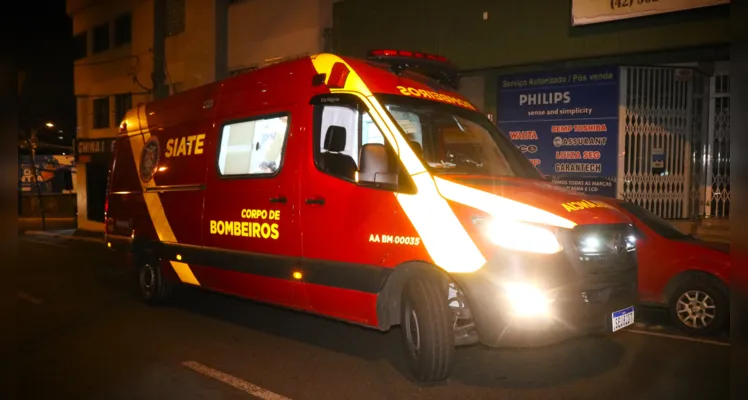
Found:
86,162 -> 108,222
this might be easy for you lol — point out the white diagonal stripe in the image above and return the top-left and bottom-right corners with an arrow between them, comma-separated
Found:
182,361 -> 292,400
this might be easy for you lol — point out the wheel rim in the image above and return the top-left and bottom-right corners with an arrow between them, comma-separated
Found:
404,303 -> 421,356
140,262 -> 156,297
676,290 -> 717,329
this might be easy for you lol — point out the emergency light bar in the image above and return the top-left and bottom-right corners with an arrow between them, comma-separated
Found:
366,49 -> 459,89
369,49 -> 449,63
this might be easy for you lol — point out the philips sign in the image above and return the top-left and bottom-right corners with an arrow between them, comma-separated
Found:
519,91 -> 571,106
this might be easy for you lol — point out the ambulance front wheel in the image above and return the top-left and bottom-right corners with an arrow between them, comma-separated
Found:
400,275 -> 455,383
137,252 -> 173,306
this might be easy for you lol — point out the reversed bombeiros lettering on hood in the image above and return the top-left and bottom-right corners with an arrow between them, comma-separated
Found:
396,86 -> 477,111
561,199 -> 615,213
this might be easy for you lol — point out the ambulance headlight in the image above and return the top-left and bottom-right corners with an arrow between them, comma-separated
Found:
503,282 -> 553,317
484,220 -> 562,254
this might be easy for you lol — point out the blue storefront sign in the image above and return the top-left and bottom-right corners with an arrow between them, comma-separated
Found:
497,67 -> 620,197
19,155 -> 76,194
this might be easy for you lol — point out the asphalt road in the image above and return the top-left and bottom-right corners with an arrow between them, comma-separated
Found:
16,235 -> 730,400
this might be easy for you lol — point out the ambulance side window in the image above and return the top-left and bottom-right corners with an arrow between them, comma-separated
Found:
314,100 -> 414,193
217,114 -> 289,177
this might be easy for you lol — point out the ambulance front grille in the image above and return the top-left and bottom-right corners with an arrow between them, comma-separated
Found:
561,224 -> 638,282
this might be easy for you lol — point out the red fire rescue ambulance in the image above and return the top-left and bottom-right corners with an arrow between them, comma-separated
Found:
106,51 -> 639,382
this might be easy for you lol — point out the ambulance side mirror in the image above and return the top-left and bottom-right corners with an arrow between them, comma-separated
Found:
359,143 -> 398,189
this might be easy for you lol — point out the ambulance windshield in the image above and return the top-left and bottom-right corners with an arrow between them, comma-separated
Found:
377,95 -> 542,179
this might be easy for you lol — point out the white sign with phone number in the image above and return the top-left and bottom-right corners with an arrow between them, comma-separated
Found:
572,0 -> 728,26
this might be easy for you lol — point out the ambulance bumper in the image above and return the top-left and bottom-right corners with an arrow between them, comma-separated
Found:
452,245 -> 638,348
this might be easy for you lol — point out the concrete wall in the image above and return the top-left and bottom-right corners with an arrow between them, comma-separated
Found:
71,0 -> 338,136
333,0 -> 729,120
68,0 -> 336,231
72,0 -> 152,140
228,0 -> 337,71
333,0 -> 729,71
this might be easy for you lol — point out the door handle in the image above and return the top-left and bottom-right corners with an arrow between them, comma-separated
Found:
269,196 -> 287,204
305,197 -> 325,205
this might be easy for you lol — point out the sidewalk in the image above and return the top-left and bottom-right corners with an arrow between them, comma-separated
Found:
23,228 -> 105,244
18,217 -> 77,234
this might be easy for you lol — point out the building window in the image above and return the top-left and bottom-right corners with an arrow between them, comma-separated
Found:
73,32 -> 87,60
166,0 -> 186,37
92,22 -> 110,53
218,114 -> 290,176
93,97 -> 110,129
114,94 -> 132,124
114,14 -> 132,46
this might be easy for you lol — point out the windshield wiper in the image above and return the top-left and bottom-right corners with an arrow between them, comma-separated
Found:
428,160 -> 457,169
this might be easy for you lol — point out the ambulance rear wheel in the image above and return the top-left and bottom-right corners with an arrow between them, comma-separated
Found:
400,275 -> 455,383
137,253 -> 172,306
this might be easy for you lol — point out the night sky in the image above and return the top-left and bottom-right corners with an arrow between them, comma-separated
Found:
18,0 -> 75,151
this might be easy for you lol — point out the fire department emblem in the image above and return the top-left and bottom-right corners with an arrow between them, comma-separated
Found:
139,137 -> 160,183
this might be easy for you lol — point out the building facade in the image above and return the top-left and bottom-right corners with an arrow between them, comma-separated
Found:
332,0 -> 730,221
67,0 -> 337,231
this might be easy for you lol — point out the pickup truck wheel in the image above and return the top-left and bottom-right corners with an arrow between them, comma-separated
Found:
400,275 -> 455,383
138,254 -> 172,306
669,280 -> 727,336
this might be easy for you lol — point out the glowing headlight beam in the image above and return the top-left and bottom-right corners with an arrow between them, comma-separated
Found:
503,282 -> 554,317
485,219 -> 563,254
434,177 -> 576,230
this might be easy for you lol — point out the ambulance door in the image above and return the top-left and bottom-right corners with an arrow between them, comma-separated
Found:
299,94 -> 417,326
199,108 -> 305,309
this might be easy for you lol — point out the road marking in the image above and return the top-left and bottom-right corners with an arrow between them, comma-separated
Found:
182,361 -> 292,400
626,328 -> 729,346
20,237 -> 69,248
18,291 -> 43,304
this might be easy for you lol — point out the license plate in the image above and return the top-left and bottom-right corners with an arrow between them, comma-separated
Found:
611,306 -> 635,332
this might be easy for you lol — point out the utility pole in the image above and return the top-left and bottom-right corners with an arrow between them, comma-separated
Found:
19,70 -> 26,216
215,0 -> 229,81
28,126 -> 47,231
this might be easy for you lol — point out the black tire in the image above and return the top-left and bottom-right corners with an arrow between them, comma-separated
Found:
669,279 -> 728,336
137,252 -> 173,306
400,274 -> 455,383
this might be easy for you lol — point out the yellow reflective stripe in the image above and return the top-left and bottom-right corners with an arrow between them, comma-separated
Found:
128,104 -> 200,286
395,174 -> 487,273
310,54 -> 372,96
365,97 -> 485,272
169,261 -> 200,286
367,98 -> 428,175
309,55 -> 486,273
434,177 -> 577,229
